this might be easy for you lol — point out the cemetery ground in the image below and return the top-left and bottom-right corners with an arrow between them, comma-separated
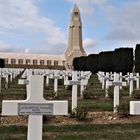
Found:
1,74 -> 140,140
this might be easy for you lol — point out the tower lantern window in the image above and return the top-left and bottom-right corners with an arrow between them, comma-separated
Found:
74,12 -> 78,15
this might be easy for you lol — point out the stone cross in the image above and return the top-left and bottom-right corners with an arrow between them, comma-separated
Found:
45,71 -> 50,87
129,73 -> 135,96
135,73 -> 140,89
125,73 -> 135,96
42,70 -> 51,87
108,72 -> 127,112
105,72 -> 112,97
98,72 -> 111,97
9,72 -> 13,82
2,73 -> 9,90
101,72 -> 105,89
49,70 -> 63,96
53,70 -> 60,95
26,69 -> 33,98
2,75 -> 68,140
119,72 -> 123,89
98,72 -> 106,90
64,71 -> 87,111
113,73 -> 122,113
64,70 -> 72,89
64,71 -> 79,111
0,68 -> 2,92
5,74 -> 9,85
78,71 -> 89,98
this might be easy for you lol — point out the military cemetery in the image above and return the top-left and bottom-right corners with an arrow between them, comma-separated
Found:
1,2 -> 140,140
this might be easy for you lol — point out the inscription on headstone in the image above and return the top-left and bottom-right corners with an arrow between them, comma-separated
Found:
18,103 -> 53,115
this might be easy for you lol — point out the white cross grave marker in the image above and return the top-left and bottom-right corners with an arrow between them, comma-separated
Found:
101,72 -> 105,89
53,70 -> 60,95
64,71 -> 79,111
45,71 -> 50,87
119,72 -> 123,89
0,68 -> 2,92
107,72 -> 127,112
136,73 -> 140,89
105,72 -> 111,97
112,72 -> 127,112
126,73 -> 135,96
43,70 -> 53,87
2,73 -> 9,90
49,70 -> 63,96
64,70 -> 72,89
2,75 -> 68,140
64,71 -> 87,111
78,71 -> 89,98
98,72 -> 106,90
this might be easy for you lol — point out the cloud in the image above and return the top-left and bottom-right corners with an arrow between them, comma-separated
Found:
119,40 -> 140,50
0,0 -> 66,54
83,38 -> 96,48
0,41 -> 11,52
24,48 -> 31,54
102,1 -> 140,41
0,40 -> 22,52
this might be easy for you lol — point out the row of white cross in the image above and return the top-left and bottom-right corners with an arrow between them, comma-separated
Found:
2,68 -> 91,140
0,68 -> 24,91
1,68 -> 140,140
98,72 -> 140,113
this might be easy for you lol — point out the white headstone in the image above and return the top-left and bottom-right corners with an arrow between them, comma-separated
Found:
2,75 -> 68,140
130,101 -> 140,115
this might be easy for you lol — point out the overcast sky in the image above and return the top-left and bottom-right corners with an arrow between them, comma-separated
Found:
0,0 -> 140,55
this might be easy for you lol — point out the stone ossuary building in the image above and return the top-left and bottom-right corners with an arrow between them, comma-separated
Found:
0,5 -> 86,69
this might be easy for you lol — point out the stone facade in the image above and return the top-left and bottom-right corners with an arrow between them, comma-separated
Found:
0,52 -> 65,67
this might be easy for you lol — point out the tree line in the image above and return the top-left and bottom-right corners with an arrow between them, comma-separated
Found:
73,44 -> 140,74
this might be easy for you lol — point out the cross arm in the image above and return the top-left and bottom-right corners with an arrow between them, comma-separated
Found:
2,100 -> 68,116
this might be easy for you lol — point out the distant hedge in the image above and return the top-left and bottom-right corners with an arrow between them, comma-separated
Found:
73,56 -> 88,71
73,47 -> 133,73
135,44 -> 140,72
0,59 -> 5,68
114,48 -> 133,73
98,51 -> 114,72
87,54 -> 99,74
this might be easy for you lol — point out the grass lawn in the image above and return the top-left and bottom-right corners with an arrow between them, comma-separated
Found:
1,123 -> 140,140
78,99 -> 113,111
0,74 -> 140,140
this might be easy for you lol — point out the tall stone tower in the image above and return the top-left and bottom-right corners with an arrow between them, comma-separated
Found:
65,4 -> 86,69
